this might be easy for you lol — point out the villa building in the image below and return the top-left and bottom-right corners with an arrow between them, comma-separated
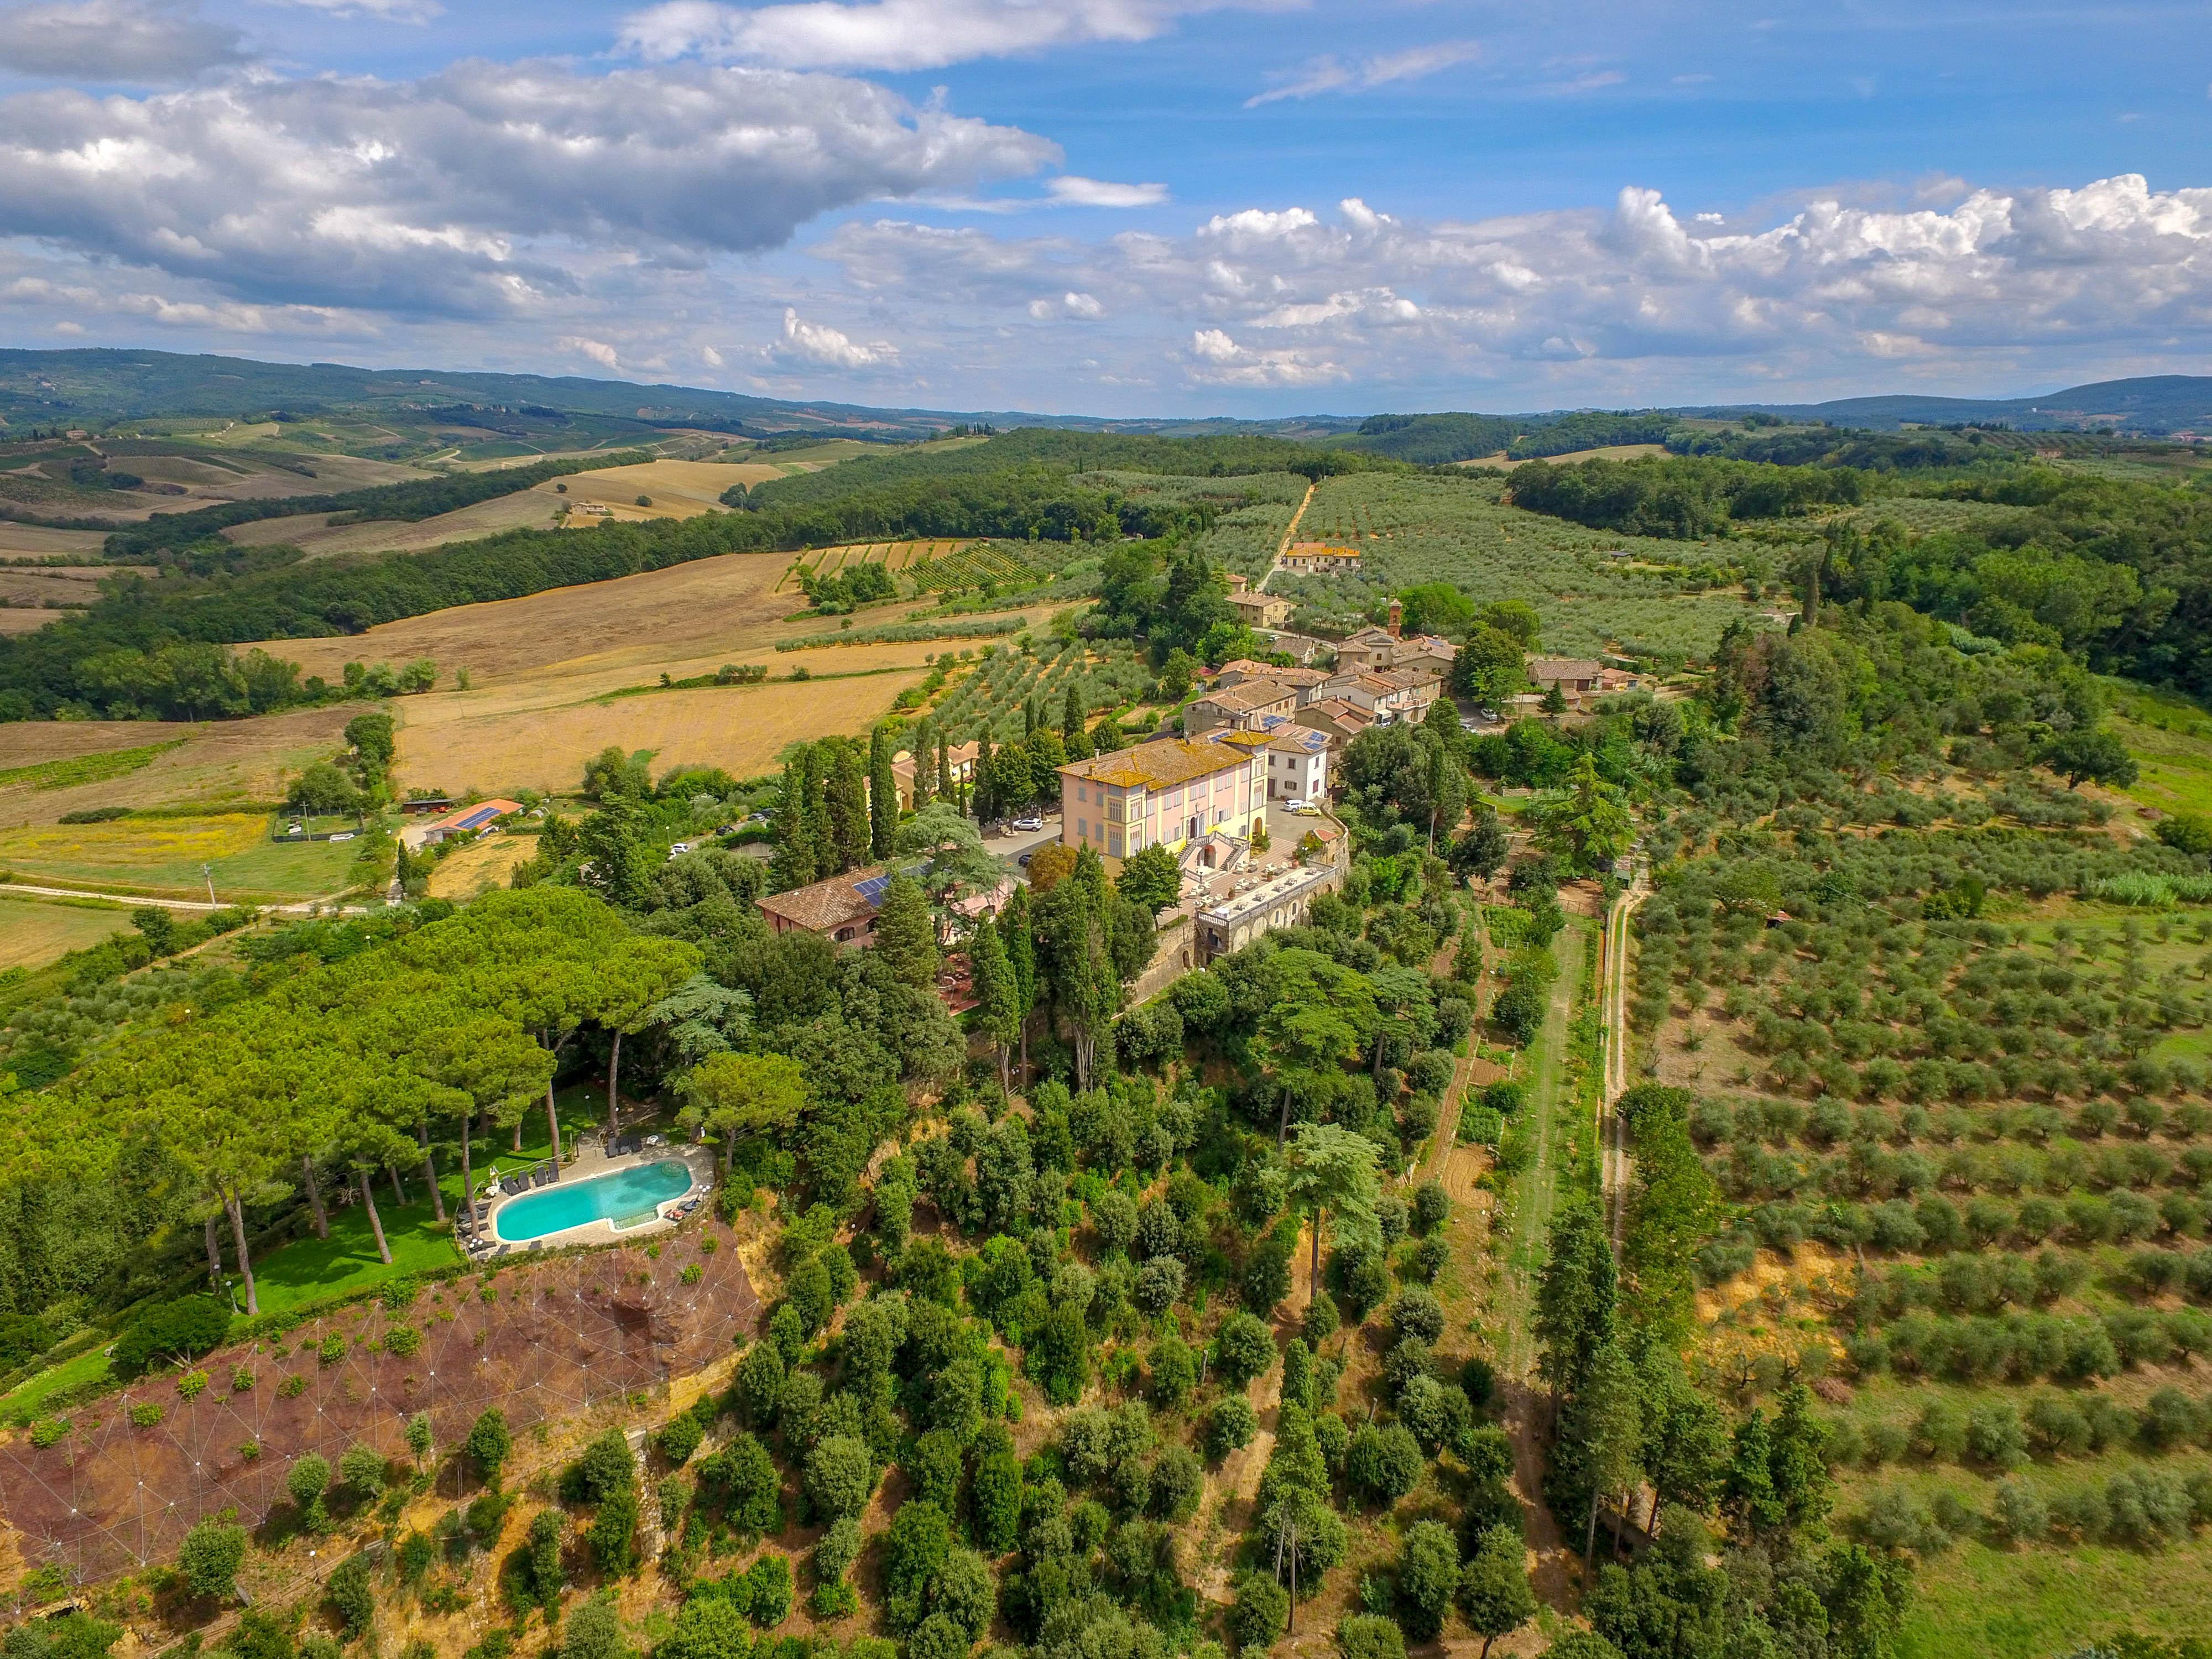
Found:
1057,736 -> 1266,867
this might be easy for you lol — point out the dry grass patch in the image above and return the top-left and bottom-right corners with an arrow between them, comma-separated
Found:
0,891 -> 132,971
0,706 -> 353,823
555,458 -> 782,523
395,671 -> 926,794
426,827 -> 536,899
265,546 -> 798,683
0,524 -> 108,557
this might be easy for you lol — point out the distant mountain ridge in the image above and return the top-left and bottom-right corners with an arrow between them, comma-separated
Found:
4,346 -> 2209,440
1692,374 -> 2212,434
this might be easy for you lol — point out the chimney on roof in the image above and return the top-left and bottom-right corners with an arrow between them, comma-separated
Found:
1386,598 -> 1402,639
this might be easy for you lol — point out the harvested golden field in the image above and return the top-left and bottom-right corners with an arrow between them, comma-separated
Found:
0,891 -> 132,971
1453,442 -> 1670,468
0,706 -> 353,824
266,547 -> 799,682
553,459 -> 782,523
0,564 -> 135,605
0,524 -> 108,557
426,826 -> 536,899
397,671 -> 927,794
0,609 -> 61,635
233,543 -> 1057,796
223,489 -> 567,558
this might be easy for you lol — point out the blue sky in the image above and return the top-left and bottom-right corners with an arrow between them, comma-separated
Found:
2,0 -> 2210,415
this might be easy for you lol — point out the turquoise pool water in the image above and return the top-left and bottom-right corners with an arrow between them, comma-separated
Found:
493,1159 -> 694,1241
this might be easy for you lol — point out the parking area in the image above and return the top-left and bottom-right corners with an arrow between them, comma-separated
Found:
983,810 -> 1063,868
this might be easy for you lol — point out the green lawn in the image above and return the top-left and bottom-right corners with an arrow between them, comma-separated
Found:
0,1345 -> 113,1422
0,812 -> 364,902
0,1084 -> 680,1416
2106,679 -> 2212,820
248,1081 -> 674,1313
1896,1525 -> 2212,1658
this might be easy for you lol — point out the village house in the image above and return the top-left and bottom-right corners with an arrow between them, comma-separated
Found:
757,867 -> 894,945
1185,678 -> 1298,735
1264,724 -> 1331,802
1222,572 -> 1293,630
1329,600 -> 1457,679
757,862 -> 1013,949
1215,660 -> 1331,700
1527,656 -> 1604,696
1279,542 -> 1364,574
1316,666 -> 1438,723
411,799 -> 523,847
1293,696 -> 1376,748
1057,735 -> 1265,867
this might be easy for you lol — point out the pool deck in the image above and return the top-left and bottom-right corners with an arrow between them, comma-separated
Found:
469,1137 -> 717,1255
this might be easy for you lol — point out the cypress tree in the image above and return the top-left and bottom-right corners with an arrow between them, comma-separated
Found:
774,752 -> 817,889
968,915 -> 1020,1096
872,874 -> 938,988
999,883 -> 1037,1081
910,724 -> 934,811
868,725 -> 898,858
826,738 -> 869,872
804,743 -> 835,878
937,730 -> 953,802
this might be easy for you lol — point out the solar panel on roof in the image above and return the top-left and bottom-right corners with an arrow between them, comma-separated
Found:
456,806 -> 502,830
852,874 -> 895,905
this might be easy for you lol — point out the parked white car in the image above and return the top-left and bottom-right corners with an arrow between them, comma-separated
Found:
1283,800 -> 1319,816
328,832 -> 354,842
667,842 -> 691,859
1011,814 -> 1045,832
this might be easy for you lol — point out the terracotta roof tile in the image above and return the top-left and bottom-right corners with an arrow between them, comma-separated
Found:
1061,737 -> 1256,791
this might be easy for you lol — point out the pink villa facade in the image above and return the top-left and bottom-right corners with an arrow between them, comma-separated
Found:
1057,737 -> 1267,869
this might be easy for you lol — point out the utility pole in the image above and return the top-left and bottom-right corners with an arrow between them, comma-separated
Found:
202,863 -> 216,906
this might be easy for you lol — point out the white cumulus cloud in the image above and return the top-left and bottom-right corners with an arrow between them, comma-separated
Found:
779,307 -> 896,368
559,335 -> 622,370
1047,176 -> 1169,208
0,60 -> 1057,315
617,0 -> 1271,72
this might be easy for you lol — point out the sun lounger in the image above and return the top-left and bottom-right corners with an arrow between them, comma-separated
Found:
533,1166 -> 554,1187
500,1176 -> 527,1197
493,1243 -> 510,1258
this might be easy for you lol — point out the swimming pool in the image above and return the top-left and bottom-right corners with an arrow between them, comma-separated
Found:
493,1159 -> 695,1242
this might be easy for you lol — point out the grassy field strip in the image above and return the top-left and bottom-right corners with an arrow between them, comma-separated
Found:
1500,918 -> 1593,1376
1494,917 -> 1590,1601
1601,886 -> 1645,1255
